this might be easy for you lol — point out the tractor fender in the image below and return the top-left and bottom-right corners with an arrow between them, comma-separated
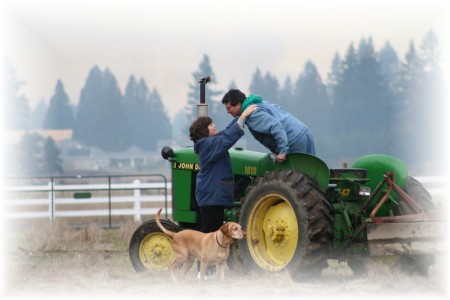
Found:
229,149 -> 330,192
266,153 -> 330,191
352,154 -> 408,196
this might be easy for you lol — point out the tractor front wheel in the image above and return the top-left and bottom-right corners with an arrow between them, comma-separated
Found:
129,219 -> 180,272
238,169 -> 333,280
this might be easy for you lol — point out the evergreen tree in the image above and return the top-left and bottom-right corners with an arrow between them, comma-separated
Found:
326,52 -> 341,102
74,66 -> 127,151
263,72 -> 280,104
377,42 -> 403,158
279,76 -> 294,111
420,30 -> 440,70
43,80 -> 75,129
10,133 -> 63,176
13,132 -> 44,176
292,60 -> 331,159
248,68 -> 264,95
172,109 -> 189,146
41,137 -> 63,175
147,87 -> 172,150
95,69 -> 127,151
30,100 -> 48,129
3,60 -> 30,130
378,41 -> 401,91
249,69 -> 280,104
228,80 -> 237,90
332,38 -> 395,163
418,31 -> 445,168
73,66 -> 104,145
395,41 -> 424,164
329,42 -> 360,165
185,55 -> 224,128
396,32 -> 444,168
123,75 -> 172,151
124,75 -> 146,149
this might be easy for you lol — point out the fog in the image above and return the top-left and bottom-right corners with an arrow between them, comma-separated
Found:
1,0 -> 448,120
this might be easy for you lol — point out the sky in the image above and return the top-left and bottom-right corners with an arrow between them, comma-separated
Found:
1,0 -> 449,121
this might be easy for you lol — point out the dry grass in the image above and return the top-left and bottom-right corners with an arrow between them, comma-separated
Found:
2,220 -> 448,299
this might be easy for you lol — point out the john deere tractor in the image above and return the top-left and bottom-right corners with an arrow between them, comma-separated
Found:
129,77 -> 444,279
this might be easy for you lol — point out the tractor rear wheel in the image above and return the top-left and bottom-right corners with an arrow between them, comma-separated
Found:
398,176 -> 435,214
396,176 -> 436,276
129,219 -> 180,272
238,169 -> 333,281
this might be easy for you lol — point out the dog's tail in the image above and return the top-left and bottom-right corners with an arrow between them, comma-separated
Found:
155,208 -> 174,238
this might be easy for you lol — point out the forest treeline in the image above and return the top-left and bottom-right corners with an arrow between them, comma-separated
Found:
4,31 -> 444,175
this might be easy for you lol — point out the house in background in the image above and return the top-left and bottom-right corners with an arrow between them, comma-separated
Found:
6,129 -> 169,175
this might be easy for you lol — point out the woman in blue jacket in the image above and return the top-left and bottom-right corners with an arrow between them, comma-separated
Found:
189,105 -> 256,234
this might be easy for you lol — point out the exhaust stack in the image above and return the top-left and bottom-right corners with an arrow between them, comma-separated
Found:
197,76 -> 211,117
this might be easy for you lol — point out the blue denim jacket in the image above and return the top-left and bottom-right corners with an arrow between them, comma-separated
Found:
245,101 -> 315,155
193,120 -> 244,207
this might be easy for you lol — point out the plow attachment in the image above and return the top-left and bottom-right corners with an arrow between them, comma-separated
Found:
367,219 -> 446,256
367,171 -> 447,256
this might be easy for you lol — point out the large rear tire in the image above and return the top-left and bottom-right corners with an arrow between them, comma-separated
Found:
129,219 -> 180,272
398,176 -> 435,214
238,169 -> 333,281
397,176 -> 436,276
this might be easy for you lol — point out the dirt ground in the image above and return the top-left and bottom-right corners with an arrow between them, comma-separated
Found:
1,220 -> 448,300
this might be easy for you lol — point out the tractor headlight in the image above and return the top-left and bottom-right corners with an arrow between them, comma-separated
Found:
161,146 -> 175,161
359,186 -> 371,196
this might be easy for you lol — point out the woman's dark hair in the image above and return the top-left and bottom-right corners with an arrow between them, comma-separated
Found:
189,116 -> 212,142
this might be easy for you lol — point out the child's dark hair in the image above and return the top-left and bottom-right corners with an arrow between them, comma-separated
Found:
189,116 -> 212,142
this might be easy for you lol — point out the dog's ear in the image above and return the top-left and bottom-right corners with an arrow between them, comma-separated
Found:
220,223 -> 229,236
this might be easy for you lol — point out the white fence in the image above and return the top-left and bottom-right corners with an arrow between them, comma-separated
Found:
4,182 -> 172,220
2,175 -> 446,227
3,174 -> 171,227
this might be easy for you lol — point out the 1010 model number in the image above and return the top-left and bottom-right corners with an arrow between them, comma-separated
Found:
245,166 -> 257,175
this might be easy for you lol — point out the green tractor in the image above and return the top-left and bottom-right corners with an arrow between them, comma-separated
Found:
129,77 -> 444,279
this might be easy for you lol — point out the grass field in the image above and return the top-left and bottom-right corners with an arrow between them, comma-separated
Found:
2,219 -> 448,299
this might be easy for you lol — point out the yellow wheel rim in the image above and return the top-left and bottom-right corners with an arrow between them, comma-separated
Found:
139,232 -> 175,270
246,193 -> 298,271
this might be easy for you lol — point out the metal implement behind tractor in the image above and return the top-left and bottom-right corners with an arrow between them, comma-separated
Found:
129,77 -> 446,279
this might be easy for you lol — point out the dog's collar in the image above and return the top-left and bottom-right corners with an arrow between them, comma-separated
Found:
215,232 -> 228,248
